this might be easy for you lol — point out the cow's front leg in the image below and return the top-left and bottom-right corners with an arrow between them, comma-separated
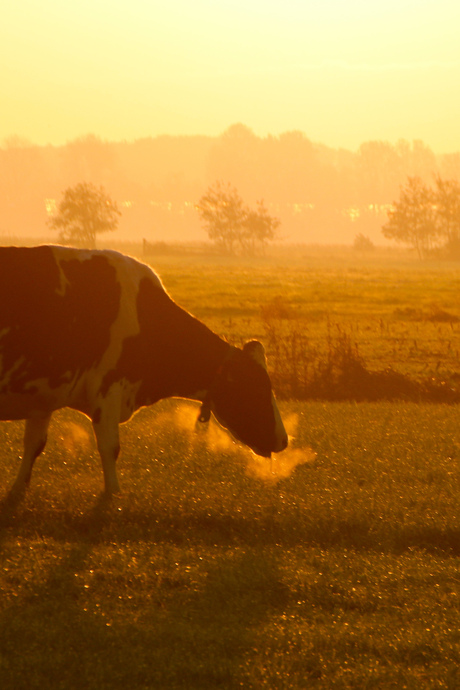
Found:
92,414 -> 121,495
12,413 -> 52,492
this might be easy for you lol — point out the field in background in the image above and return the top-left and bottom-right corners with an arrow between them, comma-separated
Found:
1,249 -> 460,687
145,247 -> 460,396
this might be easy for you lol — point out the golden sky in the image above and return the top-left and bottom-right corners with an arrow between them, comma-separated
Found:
2,0 -> 460,152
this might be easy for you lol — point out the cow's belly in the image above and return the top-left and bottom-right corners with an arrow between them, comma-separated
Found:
0,368 -> 141,424
0,391 -> 61,420
0,373 -> 91,421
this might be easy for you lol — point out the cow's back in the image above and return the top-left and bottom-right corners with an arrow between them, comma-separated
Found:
0,246 -> 163,417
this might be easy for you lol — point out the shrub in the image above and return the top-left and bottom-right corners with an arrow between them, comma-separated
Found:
261,300 -> 460,402
353,233 -> 375,252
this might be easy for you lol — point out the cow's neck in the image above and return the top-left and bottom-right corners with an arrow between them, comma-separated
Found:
164,311 -> 232,401
133,280 -> 233,405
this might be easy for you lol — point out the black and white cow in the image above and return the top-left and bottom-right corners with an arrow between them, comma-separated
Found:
0,245 -> 287,494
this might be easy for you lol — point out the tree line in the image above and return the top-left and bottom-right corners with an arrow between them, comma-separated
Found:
43,171 -> 460,258
195,181 -> 280,254
2,126 -> 460,244
48,180 -> 281,253
383,176 -> 460,258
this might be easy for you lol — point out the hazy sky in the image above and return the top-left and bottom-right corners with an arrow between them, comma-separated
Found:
2,0 -> 460,152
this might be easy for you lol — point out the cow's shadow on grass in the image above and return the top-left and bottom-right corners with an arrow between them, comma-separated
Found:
0,487 -> 25,521
1,487 -> 460,689
0,494 -> 289,690
1,485 -> 460,555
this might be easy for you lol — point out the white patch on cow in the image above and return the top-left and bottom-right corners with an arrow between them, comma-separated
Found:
49,248 -> 164,420
0,355 -> 26,394
54,261 -> 71,297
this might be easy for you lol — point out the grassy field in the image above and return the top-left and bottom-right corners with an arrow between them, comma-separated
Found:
147,247 -> 460,388
1,249 -> 460,688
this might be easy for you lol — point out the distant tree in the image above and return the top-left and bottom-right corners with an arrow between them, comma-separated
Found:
242,200 -> 281,255
353,233 -> 374,252
196,181 -> 280,254
382,177 -> 438,258
195,181 -> 246,254
49,182 -> 121,248
433,175 -> 460,253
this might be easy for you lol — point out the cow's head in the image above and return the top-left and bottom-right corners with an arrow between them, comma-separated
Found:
202,340 -> 288,457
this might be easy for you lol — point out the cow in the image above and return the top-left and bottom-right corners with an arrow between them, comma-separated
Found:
0,245 -> 288,495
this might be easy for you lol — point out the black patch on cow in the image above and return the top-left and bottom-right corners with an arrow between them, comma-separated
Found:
0,247 -> 121,394
102,276 -> 229,404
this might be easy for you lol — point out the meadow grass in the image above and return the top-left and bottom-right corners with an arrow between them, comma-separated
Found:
1,401 -> 460,689
148,249 -> 460,386
1,250 -> 460,688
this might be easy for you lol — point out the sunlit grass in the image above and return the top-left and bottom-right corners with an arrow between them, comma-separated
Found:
2,253 -> 460,687
1,401 -> 460,688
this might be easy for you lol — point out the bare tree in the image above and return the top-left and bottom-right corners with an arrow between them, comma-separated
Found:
433,175 -> 460,252
382,177 -> 438,258
242,200 -> 281,255
196,182 -> 280,254
195,181 -> 246,254
49,182 -> 120,248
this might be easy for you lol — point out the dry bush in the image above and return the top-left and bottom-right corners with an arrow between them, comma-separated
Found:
261,298 -> 460,402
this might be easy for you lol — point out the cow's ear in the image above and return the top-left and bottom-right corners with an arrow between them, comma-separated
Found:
243,340 -> 267,369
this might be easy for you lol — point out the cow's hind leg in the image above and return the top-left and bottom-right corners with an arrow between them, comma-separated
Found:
12,414 -> 52,492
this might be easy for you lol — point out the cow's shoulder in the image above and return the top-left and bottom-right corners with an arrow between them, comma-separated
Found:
102,249 -> 164,291
42,246 -> 164,300
0,245 -> 60,298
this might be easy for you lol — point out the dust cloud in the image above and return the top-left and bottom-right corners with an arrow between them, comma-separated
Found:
161,403 -> 315,484
56,405 -> 314,484
245,412 -> 316,483
59,421 -> 92,457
